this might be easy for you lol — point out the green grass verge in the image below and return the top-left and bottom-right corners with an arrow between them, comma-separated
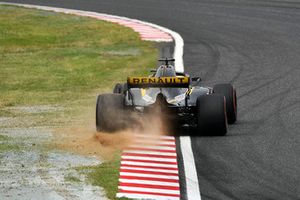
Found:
79,154 -> 129,200
77,153 -> 131,199
0,5 -> 157,112
0,5 -> 158,199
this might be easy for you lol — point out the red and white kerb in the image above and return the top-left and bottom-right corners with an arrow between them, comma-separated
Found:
117,135 -> 180,200
73,13 -> 173,42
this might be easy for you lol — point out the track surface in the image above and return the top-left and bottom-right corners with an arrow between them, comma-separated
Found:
3,0 -> 300,199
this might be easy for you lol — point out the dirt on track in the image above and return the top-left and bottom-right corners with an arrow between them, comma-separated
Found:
53,126 -> 135,161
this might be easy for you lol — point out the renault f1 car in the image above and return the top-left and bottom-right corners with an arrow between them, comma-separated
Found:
96,58 -> 237,136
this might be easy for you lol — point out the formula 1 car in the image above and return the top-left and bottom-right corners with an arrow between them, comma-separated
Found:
96,58 -> 237,136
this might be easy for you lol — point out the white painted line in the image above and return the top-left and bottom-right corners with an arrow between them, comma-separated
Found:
116,193 -> 180,200
122,156 -> 177,162
121,166 -> 179,174
120,172 -> 179,180
119,179 -> 180,187
180,136 -> 201,200
118,186 -> 180,195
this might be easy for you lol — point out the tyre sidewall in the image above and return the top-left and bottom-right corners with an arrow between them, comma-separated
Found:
196,94 -> 228,136
96,93 -> 125,132
213,84 -> 237,124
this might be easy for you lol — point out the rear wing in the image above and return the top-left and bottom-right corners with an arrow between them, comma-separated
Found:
127,77 -> 190,88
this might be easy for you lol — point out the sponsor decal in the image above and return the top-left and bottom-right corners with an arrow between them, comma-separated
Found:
128,77 -> 189,88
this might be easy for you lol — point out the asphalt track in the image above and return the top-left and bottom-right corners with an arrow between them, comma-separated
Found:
3,0 -> 300,199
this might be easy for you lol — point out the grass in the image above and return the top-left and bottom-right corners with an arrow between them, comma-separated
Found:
0,5 -> 157,113
80,157 -> 131,200
64,173 -> 81,183
0,134 -> 20,152
79,154 -> 130,200
0,135 -> 10,141
0,5 -> 158,199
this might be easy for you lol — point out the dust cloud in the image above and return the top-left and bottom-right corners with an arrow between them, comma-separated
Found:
53,107 -> 170,161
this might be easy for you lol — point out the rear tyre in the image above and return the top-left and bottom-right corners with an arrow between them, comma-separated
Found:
96,93 -> 125,132
213,84 -> 237,124
196,94 -> 228,136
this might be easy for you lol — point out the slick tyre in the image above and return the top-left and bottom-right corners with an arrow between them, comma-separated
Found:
96,93 -> 125,132
196,94 -> 228,136
213,83 -> 237,124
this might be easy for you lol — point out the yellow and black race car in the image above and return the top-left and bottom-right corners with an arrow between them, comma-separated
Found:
96,58 -> 237,136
